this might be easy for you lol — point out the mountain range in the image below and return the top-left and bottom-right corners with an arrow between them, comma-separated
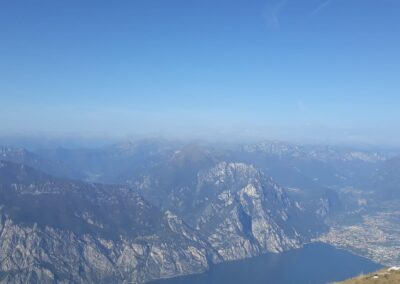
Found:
0,140 -> 398,283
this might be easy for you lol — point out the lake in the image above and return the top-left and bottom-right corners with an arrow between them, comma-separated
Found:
152,243 -> 382,284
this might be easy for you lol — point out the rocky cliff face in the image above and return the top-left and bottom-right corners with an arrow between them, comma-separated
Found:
0,215 -> 213,284
0,161 -> 217,283
136,161 -> 309,262
194,162 -> 301,260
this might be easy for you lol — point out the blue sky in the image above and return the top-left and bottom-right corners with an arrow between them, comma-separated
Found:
1,0 -> 399,145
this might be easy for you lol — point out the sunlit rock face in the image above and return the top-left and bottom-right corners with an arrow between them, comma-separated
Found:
137,161 -> 305,262
195,162 -> 301,260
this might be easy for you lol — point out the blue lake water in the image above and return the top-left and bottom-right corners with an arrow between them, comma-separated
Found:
153,243 -> 382,284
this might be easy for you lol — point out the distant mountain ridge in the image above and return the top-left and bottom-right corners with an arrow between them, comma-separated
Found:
370,155 -> 400,199
242,141 -> 385,162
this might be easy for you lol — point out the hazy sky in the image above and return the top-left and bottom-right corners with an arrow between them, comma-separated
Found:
1,0 -> 399,145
